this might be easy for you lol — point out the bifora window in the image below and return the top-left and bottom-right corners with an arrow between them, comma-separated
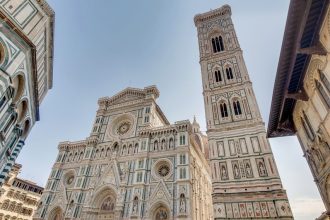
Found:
179,154 -> 186,165
226,67 -> 234,80
179,167 -> 186,179
211,36 -> 224,53
316,79 -> 330,108
214,70 -> 222,82
179,135 -> 186,145
136,172 -> 143,182
220,102 -> 228,118
233,100 -> 242,115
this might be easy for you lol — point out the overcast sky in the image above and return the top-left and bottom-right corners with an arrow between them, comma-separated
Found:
16,1 -> 324,219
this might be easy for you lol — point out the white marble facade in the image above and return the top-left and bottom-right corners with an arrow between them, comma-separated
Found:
34,86 -> 213,220
194,5 -> 293,219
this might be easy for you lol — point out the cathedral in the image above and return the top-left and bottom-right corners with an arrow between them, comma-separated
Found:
34,5 -> 293,220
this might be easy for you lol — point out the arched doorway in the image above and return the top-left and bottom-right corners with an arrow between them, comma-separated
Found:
153,205 -> 169,220
90,186 -> 118,220
98,195 -> 116,220
48,207 -> 64,220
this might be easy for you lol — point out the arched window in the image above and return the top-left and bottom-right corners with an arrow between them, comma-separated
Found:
122,145 -> 126,155
179,135 -> 186,145
132,196 -> 138,214
301,111 -> 315,141
134,143 -> 139,154
161,139 -> 166,150
212,38 -> 216,53
320,71 -> 330,92
316,79 -> 330,108
154,140 -> 158,151
106,147 -> 111,156
219,102 -> 228,118
128,144 -> 132,155
169,138 -> 174,149
113,143 -> 118,153
79,151 -> 84,160
233,100 -> 242,115
212,36 -> 224,53
214,70 -> 222,82
226,67 -> 234,80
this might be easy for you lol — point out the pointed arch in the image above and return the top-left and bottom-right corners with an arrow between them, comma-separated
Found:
48,206 -> 64,220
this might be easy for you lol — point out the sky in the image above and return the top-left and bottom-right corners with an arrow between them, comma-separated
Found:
16,1 -> 325,219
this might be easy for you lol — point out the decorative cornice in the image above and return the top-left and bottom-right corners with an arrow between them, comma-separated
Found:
98,85 -> 159,107
58,140 -> 87,151
194,4 -> 231,26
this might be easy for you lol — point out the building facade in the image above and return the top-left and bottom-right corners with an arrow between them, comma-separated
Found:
267,0 -> 330,219
34,86 -> 213,220
0,0 -> 54,186
194,5 -> 293,219
0,163 -> 43,220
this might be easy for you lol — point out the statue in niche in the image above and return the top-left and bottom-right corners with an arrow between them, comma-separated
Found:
306,149 -> 318,172
66,201 -> 74,217
245,163 -> 252,177
235,141 -> 241,154
258,162 -> 266,176
132,196 -> 138,214
233,164 -> 240,178
119,164 -> 128,181
179,194 -> 186,213
221,165 -> 228,179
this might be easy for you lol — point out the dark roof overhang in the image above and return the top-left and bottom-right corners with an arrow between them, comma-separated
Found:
267,0 -> 329,138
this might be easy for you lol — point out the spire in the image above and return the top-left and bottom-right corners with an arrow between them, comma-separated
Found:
192,115 -> 200,133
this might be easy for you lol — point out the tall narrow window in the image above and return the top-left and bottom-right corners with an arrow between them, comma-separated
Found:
215,37 -> 221,52
219,36 -> 224,51
212,38 -> 217,53
320,71 -> 330,92
220,103 -> 228,118
301,112 -> 315,140
180,154 -> 186,164
316,80 -> 330,108
226,67 -> 234,80
179,168 -> 186,179
233,100 -> 242,115
214,70 -> 222,82
211,36 -> 224,53
179,135 -> 186,145
136,172 -> 143,182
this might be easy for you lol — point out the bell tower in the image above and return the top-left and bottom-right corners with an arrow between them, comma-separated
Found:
194,5 -> 294,219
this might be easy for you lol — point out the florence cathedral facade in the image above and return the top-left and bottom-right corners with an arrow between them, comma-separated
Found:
35,5 -> 294,220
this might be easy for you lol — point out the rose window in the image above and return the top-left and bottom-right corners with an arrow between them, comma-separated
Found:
117,121 -> 131,135
153,160 -> 172,179
158,164 -> 170,177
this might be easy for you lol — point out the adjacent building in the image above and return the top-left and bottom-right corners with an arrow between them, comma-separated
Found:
0,0 -> 55,185
0,163 -> 43,220
194,5 -> 293,219
267,0 -> 330,219
33,86 -> 213,220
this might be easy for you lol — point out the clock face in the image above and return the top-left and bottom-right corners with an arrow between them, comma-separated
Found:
117,121 -> 131,135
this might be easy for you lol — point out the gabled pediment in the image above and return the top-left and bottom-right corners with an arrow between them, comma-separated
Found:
149,180 -> 172,205
98,86 -> 159,107
96,160 -> 120,188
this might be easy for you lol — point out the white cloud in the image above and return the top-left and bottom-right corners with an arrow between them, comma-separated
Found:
291,198 -> 325,219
